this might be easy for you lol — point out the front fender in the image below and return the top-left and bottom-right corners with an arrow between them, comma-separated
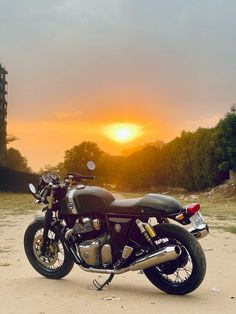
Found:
32,215 -> 63,237
33,215 -> 45,223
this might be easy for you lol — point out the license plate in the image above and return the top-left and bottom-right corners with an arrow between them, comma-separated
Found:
189,211 -> 205,228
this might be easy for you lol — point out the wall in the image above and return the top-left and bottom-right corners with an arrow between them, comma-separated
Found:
0,167 -> 39,193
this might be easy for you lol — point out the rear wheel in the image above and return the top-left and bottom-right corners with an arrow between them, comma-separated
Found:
24,220 -> 74,279
143,224 -> 206,295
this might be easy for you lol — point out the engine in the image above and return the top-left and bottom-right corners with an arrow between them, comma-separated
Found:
68,217 -> 113,267
78,234 -> 113,267
73,217 -> 100,234
67,216 -> 137,268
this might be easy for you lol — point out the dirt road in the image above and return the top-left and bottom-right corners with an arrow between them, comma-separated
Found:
0,212 -> 236,314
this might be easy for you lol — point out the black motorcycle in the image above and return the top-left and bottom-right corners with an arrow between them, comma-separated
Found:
24,161 -> 209,295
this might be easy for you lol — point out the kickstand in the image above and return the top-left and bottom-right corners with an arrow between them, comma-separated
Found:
93,274 -> 114,291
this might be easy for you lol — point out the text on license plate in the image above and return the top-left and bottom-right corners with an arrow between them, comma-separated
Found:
189,211 -> 205,228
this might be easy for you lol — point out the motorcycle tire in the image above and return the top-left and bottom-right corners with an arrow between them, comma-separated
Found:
24,219 -> 74,279
143,223 -> 206,295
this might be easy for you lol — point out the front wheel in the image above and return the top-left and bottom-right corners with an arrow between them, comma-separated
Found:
24,219 -> 74,279
143,224 -> 206,295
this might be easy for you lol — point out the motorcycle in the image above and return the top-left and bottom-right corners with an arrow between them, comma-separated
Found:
24,161 -> 209,295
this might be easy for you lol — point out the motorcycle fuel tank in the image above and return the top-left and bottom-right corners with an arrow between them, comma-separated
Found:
65,186 -> 115,215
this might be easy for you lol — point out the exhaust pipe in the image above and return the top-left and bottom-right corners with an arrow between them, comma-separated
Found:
189,224 -> 209,239
129,244 -> 181,271
79,245 -> 181,275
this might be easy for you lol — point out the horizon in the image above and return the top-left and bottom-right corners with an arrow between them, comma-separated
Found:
1,1 -> 236,170
8,113 -> 225,172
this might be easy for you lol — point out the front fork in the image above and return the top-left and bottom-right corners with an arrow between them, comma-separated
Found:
41,210 -> 53,255
41,188 -> 54,255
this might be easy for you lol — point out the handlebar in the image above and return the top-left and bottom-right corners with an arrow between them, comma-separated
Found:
31,172 -> 95,206
79,175 -> 95,180
67,173 -> 95,181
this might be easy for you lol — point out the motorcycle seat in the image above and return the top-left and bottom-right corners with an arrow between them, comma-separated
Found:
110,193 -> 182,216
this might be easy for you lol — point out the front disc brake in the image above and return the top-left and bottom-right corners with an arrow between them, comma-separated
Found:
33,235 -> 59,266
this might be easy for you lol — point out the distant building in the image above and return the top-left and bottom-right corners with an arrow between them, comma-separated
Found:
0,65 -> 8,166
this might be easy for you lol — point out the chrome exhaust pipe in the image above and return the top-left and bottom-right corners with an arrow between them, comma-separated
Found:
129,244 -> 181,271
79,245 -> 181,275
189,224 -> 209,239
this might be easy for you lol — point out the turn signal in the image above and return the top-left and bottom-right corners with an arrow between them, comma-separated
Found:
186,203 -> 200,216
175,213 -> 185,221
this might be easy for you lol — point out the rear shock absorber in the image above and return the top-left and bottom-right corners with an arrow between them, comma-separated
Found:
136,219 -> 156,248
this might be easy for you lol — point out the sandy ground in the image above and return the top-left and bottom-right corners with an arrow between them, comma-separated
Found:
0,212 -> 236,314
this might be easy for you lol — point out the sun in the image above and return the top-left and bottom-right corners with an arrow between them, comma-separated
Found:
116,127 -> 132,142
103,123 -> 143,143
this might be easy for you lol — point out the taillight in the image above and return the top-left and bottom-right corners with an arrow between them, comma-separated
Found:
186,203 -> 200,216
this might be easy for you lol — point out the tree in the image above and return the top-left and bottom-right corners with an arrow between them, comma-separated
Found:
6,148 -> 31,172
38,162 -> 65,176
63,141 -> 103,174
117,145 -> 160,190
6,134 -> 18,144
191,128 -> 217,190
215,110 -> 236,172
230,104 -> 236,114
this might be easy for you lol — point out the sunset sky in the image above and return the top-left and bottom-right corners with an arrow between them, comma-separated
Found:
1,0 -> 236,170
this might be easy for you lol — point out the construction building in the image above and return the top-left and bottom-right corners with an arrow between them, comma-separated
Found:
0,64 -> 8,166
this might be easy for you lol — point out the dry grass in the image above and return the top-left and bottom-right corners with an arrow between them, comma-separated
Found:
0,192 -> 38,218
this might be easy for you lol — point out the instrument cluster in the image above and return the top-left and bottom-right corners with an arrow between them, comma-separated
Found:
38,172 -> 60,191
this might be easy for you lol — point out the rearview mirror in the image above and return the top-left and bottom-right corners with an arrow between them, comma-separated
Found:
29,183 -> 36,194
28,183 -> 38,199
87,161 -> 96,171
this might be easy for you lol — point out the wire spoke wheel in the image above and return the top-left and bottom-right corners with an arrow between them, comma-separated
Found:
33,229 -> 65,270
156,241 -> 193,284
24,219 -> 74,279
143,224 -> 206,295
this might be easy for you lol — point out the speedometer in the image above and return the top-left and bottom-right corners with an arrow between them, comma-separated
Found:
42,173 -> 53,184
50,173 -> 60,182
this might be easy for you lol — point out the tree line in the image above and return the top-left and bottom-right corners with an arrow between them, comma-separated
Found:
6,108 -> 236,191
51,108 -> 236,191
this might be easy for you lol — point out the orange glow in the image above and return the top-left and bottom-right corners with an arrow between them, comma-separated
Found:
7,108 -> 178,171
103,123 -> 143,143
